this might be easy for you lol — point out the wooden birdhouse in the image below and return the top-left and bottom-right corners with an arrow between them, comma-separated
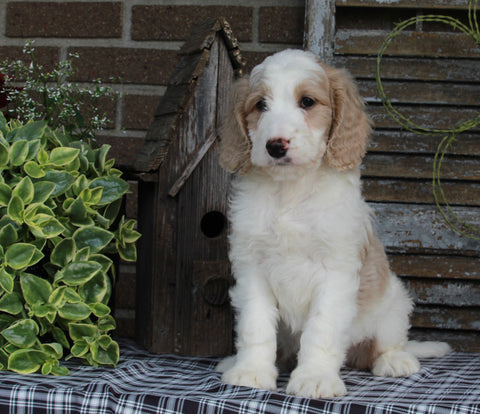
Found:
132,18 -> 244,356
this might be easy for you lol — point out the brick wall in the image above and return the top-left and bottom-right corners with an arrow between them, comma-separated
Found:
0,0 -> 305,337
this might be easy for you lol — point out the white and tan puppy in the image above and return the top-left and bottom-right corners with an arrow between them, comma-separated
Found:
216,49 -> 450,399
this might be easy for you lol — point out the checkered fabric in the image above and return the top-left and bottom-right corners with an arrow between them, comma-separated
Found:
0,338 -> 479,414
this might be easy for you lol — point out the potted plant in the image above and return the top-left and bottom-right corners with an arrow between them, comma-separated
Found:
0,43 -> 140,375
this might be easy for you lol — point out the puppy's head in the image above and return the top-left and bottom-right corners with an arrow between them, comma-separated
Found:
219,49 -> 372,176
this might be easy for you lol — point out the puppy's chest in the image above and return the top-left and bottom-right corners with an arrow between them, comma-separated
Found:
248,192 -> 330,250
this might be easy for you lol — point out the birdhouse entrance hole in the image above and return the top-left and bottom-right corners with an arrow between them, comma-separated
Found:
200,211 -> 226,238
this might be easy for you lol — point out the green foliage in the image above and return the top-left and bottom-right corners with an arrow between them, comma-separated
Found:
0,41 -> 117,143
0,112 -> 140,375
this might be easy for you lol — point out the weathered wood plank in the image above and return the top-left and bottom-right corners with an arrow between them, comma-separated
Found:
337,0 -> 474,9
363,153 -> 480,180
371,202 -> 480,253
335,56 -> 480,83
304,0 -> 336,62
359,80 -> 480,106
367,104 -> 480,131
368,131 -> 480,156
134,113 -> 178,172
389,254 -> 480,280
410,328 -> 480,352
403,277 -> 480,306
335,30 -> 480,58
412,305 -> 480,331
363,178 -> 480,206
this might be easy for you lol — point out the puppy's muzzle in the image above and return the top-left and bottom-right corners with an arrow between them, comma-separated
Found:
266,138 -> 290,159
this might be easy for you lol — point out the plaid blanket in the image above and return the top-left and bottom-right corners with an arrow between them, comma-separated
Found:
0,338 -> 479,414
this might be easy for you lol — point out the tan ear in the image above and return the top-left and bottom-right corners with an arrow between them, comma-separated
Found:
324,66 -> 372,171
218,78 -> 252,174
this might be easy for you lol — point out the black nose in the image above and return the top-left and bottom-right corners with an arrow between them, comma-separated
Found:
266,138 -> 289,159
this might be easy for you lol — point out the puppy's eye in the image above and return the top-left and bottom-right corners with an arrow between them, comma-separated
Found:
300,97 -> 316,109
255,99 -> 268,112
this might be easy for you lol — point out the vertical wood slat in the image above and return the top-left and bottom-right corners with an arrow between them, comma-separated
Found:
304,0 -> 336,62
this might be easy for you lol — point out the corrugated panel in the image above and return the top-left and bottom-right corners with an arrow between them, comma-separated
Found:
332,0 -> 480,349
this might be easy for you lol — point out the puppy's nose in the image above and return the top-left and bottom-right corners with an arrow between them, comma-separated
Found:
266,138 -> 289,159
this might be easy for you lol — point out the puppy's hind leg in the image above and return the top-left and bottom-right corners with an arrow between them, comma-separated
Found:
371,275 -> 421,377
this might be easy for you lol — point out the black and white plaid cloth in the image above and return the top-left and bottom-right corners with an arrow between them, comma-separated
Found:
0,338 -> 479,413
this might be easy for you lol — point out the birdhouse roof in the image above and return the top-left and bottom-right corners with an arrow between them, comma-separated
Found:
134,18 -> 245,174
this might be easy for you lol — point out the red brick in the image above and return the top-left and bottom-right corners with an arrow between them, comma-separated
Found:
123,95 -> 161,131
132,5 -> 252,42
259,7 -> 305,44
69,47 -> 179,85
6,2 -> 122,38
96,135 -> 145,169
241,51 -> 272,74
0,46 -> 59,72
115,268 -> 136,310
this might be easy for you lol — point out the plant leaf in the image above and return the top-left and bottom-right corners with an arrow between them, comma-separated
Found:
97,315 -> 116,333
27,139 -> 42,161
0,183 -> 12,206
24,161 -> 46,178
0,112 -> 7,137
116,241 -> 137,262
0,223 -> 18,247
9,140 -> 29,166
91,337 -> 119,366
89,303 -> 110,317
31,181 -> 56,204
0,292 -> 23,315
1,319 -> 39,348
50,238 -> 75,268
12,176 -> 34,205
8,349 -> 48,374
66,196 -> 88,221
5,243 -> 44,270
7,195 -> 24,224
94,144 -> 111,174
73,226 -> 114,253
0,142 -> 9,167
89,176 -> 129,205
51,326 -> 69,349
58,302 -> 91,321
79,272 -> 108,304
12,120 -> 47,142
38,217 -> 65,238
49,147 -> 80,166
43,170 -> 76,197
41,342 -> 63,359
20,273 -> 53,306
68,323 -> 97,341
0,268 -> 15,294
55,261 -> 102,286
37,148 -> 49,165
71,340 -> 89,357
51,364 -> 69,376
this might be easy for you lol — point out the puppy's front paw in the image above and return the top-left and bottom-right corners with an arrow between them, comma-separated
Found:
372,350 -> 420,377
286,368 -> 347,399
222,363 -> 278,391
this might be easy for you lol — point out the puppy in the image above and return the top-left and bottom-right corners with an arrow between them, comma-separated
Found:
216,49 -> 450,399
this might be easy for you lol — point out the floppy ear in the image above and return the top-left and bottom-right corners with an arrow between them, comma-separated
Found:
218,78 -> 252,174
324,66 -> 372,171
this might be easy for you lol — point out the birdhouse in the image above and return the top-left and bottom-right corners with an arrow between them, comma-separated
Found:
133,18 -> 244,356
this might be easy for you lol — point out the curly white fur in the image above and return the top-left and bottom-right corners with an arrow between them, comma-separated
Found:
216,49 -> 451,399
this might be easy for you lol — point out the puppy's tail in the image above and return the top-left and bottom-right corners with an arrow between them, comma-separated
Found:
215,355 -> 236,373
405,340 -> 452,358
